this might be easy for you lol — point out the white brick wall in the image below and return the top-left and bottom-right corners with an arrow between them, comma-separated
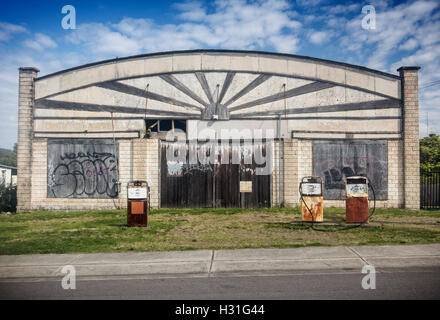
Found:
28,138 -> 161,211
387,140 -> 404,208
17,68 -> 39,212
146,139 -> 160,208
27,136 -> 405,210
281,139 -> 404,209
399,68 -> 420,209
283,139 -> 298,207
272,140 -> 282,206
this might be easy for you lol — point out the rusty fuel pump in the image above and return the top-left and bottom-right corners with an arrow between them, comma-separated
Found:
298,175 -> 376,232
127,180 -> 149,227
345,176 -> 370,224
299,176 -> 323,223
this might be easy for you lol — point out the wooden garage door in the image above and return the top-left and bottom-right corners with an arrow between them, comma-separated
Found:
160,141 -> 271,208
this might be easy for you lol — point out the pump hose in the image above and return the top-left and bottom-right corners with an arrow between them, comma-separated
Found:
298,179 -> 376,232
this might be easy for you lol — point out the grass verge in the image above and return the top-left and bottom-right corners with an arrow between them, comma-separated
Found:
0,207 -> 439,255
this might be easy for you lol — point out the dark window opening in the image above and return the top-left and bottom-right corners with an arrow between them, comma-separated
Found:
146,120 -> 160,132
145,119 -> 187,138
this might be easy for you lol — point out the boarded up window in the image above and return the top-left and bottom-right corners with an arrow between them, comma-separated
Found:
312,140 -> 388,200
47,139 -> 119,198
160,141 -> 271,208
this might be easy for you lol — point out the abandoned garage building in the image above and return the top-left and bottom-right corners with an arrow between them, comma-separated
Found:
16,50 -> 420,211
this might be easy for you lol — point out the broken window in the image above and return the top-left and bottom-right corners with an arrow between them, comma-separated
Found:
145,119 -> 187,138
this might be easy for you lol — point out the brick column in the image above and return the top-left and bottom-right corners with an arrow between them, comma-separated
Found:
398,66 -> 420,210
146,139 -> 160,208
17,67 -> 39,212
283,139 -> 299,207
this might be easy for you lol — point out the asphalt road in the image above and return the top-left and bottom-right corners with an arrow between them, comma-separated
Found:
1,266 -> 439,300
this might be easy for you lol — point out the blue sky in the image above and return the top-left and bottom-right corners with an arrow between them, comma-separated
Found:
0,0 -> 439,149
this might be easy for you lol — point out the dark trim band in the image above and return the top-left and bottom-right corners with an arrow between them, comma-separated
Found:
35,99 -> 200,117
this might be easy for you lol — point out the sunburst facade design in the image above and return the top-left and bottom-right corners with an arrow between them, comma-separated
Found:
17,50 -> 420,211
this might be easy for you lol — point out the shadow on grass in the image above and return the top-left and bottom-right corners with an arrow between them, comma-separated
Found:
150,207 -> 300,216
109,223 -> 129,228
373,220 -> 440,226
265,222 -> 311,231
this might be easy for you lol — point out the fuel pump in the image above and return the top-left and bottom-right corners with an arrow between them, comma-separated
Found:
127,180 -> 149,227
345,176 -> 369,224
298,175 -> 376,232
299,176 -> 323,223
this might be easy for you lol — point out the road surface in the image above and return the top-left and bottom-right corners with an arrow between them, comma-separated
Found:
1,266 -> 439,300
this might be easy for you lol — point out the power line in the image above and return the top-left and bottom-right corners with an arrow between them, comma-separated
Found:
420,80 -> 440,90
420,79 -> 440,87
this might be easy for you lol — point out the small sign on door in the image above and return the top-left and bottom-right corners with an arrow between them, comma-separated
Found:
240,181 -> 252,193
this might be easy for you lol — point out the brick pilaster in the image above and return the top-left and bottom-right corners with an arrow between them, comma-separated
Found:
398,66 -> 421,210
146,139 -> 160,208
283,139 -> 299,207
17,67 -> 39,212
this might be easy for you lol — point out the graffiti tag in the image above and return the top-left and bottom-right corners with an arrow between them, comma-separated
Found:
48,151 -> 118,198
318,156 -> 383,191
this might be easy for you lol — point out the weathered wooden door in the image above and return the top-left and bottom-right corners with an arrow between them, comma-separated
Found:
160,141 -> 271,208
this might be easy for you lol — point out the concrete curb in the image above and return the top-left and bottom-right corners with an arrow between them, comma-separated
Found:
0,244 -> 439,280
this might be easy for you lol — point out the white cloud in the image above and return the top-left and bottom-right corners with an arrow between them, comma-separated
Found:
391,42 -> 440,137
0,44 -> 84,149
309,31 -> 329,44
0,22 -> 27,41
23,33 -> 57,51
329,0 -> 439,73
174,1 -> 207,21
296,0 -> 325,7
66,23 -> 141,56
66,0 -> 302,56
399,38 -> 418,51
331,0 -> 440,136
325,3 -> 360,15
269,34 -> 299,53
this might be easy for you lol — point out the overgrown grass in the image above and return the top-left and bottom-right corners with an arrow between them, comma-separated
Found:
0,207 -> 439,255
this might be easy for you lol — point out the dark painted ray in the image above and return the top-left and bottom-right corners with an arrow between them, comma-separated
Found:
35,99 -> 200,117
96,81 -> 203,111
34,116 -> 149,120
230,99 -> 400,118
218,72 -> 235,104
36,71 -> 401,103
159,74 -> 208,107
223,74 -> 271,107
195,72 -> 214,105
229,82 -> 335,112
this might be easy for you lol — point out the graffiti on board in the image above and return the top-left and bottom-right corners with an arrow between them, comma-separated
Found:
47,140 -> 119,198
313,141 -> 388,200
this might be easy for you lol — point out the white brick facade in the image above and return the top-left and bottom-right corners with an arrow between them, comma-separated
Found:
26,138 -> 160,211
16,51 -> 420,211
